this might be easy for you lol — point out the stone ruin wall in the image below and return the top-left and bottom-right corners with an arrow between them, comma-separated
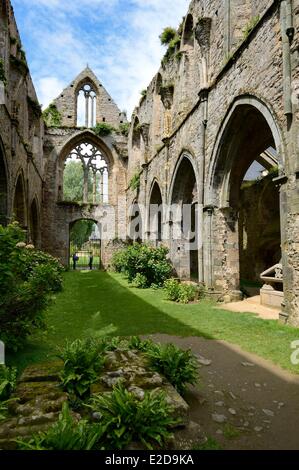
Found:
0,0 -> 44,242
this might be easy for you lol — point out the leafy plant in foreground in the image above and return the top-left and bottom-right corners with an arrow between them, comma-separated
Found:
89,383 -> 179,450
17,402 -> 104,450
146,343 -> 198,394
58,338 -> 106,399
0,365 -> 17,401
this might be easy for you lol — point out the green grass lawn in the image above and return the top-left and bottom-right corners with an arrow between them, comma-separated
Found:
7,271 -> 299,374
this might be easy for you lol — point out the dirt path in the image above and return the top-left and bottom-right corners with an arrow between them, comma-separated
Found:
146,334 -> 299,450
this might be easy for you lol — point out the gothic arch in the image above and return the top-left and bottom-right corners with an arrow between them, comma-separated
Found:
13,170 -> 27,227
204,94 -> 283,294
0,136 -> 8,225
148,179 -> 163,242
168,151 -> 198,206
29,196 -> 40,247
206,95 -> 284,208
182,13 -> 194,48
58,130 -> 114,204
169,151 -> 199,280
75,76 -> 99,128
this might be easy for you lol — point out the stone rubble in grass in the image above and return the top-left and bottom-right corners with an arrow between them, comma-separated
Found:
0,349 -> 190,450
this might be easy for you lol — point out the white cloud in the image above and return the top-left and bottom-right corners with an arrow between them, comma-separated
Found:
12,0 -> 190,117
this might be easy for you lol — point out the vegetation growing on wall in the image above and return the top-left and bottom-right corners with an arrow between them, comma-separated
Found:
243,15 -> 260,40
93,122 -> 115,137
160,26 -> 182,66
0,59 -> 7,85
129,173 -> 141,191
43,103 -> 62,127
119,122 -> 130,137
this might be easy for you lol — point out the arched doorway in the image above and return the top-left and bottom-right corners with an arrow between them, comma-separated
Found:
207,97 -> 282,301
170,155 -> 199,280
0,140 -> 7,226
69,219 -> 101,270
13,173 -> 26,227
29,198 -> 40,248
149,181 -> 163,243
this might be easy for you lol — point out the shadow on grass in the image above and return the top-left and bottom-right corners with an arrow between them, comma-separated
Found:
6,271 -> 210,370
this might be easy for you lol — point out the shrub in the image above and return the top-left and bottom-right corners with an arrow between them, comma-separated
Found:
164,278 -> 180,302
159,27 -> 177,45
58,338 -> 106,399
93,122 -> 115,137
112,243 -> 172,288
119,122 -> 130,137
0,365 -> 17,401
0,223 -> 64,351
133,273 -> 148,289
177,284 -> 197,304
89,384 -> 179,449
164,278 -> 197,304
17,402 -> 104,450
146,343 -> 198,394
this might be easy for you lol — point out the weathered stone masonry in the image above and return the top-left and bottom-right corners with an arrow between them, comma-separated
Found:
0,0 -> 299,325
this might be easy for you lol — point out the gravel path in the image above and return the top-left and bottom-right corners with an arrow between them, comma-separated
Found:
146,334 -> 299,450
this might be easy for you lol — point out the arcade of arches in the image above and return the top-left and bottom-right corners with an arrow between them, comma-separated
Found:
0,0 -> 299,325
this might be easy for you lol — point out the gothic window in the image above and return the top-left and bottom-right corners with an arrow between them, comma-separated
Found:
63,142 -> 109,204
77,83 -> 97,128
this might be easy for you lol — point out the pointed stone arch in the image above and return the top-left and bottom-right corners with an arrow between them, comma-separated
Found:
204,95 -> 284,298
148,179 -> 163,243
169,152 -> 199,280
58,130 -> 114,204
0,136 -> 8,225
13,171 -> 27,228
29,196 -> 40,247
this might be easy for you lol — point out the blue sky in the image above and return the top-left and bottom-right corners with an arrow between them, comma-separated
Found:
11,0 -> 190,117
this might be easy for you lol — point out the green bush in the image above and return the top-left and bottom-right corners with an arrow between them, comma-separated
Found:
0,365 -> 17,401
0,223 -> 64,351
42,103 -> 62,127
112,243 -> 172,288
133,273 -> 148,289
93,122 -> 115,137
159,27 -> 177,45
89,383 -> 179,449
58,338 -> 106,399
17,402 -> 104,450
146,343 -> 198,394
119,122 -> 130,137
164,278 -> 197,304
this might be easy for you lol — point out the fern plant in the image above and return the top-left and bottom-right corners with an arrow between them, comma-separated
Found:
0,365 -> 17,401
146,343 -> 198,394
88,384 -> 179,450
58,338 -> 106,399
